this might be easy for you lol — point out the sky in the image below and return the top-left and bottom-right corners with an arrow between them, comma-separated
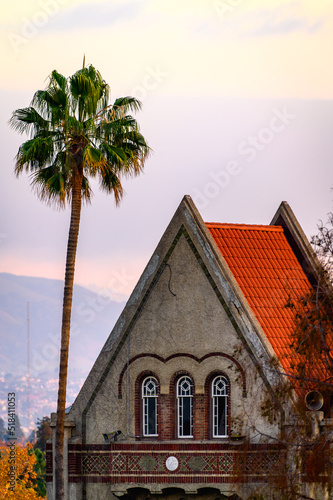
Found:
1,0 -> 333,301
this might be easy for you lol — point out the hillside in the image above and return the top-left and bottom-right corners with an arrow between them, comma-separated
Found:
0,273 -> 125,433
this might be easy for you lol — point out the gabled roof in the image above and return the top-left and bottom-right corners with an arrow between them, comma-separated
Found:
206,222 -> 311,375
66,196 -> 319,433
68,196 -> 283,428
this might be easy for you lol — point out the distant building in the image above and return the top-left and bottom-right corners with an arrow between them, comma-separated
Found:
47,196 -> 328,500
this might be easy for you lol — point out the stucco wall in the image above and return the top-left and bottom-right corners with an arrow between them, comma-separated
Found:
79,233 -> 278,443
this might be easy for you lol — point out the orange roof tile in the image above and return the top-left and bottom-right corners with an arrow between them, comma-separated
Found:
206,222 -> 313,378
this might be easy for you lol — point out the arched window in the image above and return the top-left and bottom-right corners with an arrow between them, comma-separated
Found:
177,376 -> 193,438
142,377 -> 158,436
212,375 -> 228,437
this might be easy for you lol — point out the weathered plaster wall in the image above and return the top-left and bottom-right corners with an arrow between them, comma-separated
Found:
81,232 -> 278,443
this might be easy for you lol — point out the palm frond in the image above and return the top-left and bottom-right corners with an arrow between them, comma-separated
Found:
70,65 -> 107,121
31,90 -> 67,124
66,115 -> 85,137
99,165 -> 123,205
15,136 -> 55,175
120,128 -> 150,150
99,143 -> 128,167
112,129 -> 151,166
113,96 -> 142,114
50,70 -> 68,92
30,164 -> 67,207
9,107 -> 50,136
82,117 -> 98,138
81,174 -> 93,202
117,151 -> 144,177
83,146 -> 110,175
30,150 -> 92,207
97,115 -> 138,139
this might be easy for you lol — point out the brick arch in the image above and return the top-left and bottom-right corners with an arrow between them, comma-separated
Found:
169,369 -> 194,383
204,370 -> 231,391
200,353 -> 246,397
134,370 -> 160,438
169,369 -> 195,397
118,352 -> 246,398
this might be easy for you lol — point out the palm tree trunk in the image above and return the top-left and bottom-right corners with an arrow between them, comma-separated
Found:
55,164 -> 83,500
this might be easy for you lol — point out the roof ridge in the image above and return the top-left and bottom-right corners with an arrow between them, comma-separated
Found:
205,223 -> 283,232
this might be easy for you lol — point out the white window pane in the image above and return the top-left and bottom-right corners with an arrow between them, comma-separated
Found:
212,376 -> 228,437
142,377 -> 158,436
177,377 -> 193,437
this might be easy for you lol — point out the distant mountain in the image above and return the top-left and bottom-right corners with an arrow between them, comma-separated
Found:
0,273 -> 125,432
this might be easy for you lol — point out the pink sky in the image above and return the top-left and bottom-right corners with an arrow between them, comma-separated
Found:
1,1 -> 333,298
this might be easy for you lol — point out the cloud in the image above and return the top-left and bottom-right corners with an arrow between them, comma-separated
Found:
31,0 -> 143,33
243,4 -> 325,38
251,14 -> 324,37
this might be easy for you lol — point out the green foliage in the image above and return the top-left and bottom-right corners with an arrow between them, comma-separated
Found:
33,448 -> 46,497
34,417 -> 52,452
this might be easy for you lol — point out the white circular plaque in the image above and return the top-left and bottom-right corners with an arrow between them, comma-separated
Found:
166,456 -> 179,471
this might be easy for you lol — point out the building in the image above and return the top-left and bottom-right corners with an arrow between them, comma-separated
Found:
47,196 -> 327,500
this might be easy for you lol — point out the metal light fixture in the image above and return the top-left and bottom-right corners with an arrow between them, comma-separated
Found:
103,430 -> 122,443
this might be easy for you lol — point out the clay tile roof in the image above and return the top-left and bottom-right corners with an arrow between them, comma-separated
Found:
206,222 -> 311,376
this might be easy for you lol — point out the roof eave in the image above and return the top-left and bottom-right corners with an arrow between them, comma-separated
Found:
270,201 -> 318,286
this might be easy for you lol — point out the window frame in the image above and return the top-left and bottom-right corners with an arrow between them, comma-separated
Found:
176,376 -> 193,438
142,376 -> 159,437
211,375 -> 229,438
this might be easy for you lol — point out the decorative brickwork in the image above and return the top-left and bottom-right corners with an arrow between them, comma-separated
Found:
118,352 -> 246,398
82,454 -> 110,474
60,442 -> 285,485
194,393 -> 206,440
46,442 -> 53,482
68,445 -> 82,476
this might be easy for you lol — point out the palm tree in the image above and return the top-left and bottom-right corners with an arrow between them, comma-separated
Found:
10,64 -> 150,500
